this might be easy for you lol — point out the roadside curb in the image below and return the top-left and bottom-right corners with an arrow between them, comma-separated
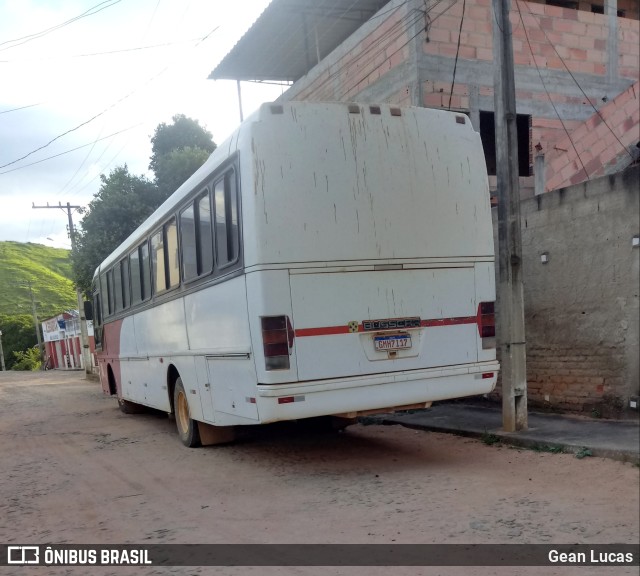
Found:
366,409 -> 640,466
391,420 -> 640,465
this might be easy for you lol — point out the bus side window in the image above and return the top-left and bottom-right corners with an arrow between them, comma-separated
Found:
165,218 -> 180,289
214,169 -> 239,268
152,219 -> 179,293
121,258 -> 130,309
130,247 -> 142,304
114,261 -> 123,312
198,191 -> 214,275
140,241 -> 151,301
106,269 -> 115,316
100,273 -> 109,317
151,230 -> 166,293
180,202 -> 198,281
93,291 -> 102,348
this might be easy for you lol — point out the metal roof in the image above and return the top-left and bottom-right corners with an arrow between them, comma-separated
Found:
209,0 -> 391,82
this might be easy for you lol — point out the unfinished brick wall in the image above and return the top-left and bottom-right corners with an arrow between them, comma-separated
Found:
619,15 -> 640,77
544,81 -> 640,191
288,1 -> 412,102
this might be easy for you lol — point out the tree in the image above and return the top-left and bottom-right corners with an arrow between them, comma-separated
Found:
0,314 -> 38,370
71,115 -> 217,295
154,146 -> 212,198
72,166 -> 163,294
150,114 -> 216,197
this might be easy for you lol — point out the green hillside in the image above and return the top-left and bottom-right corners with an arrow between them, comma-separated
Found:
0,241 -> 77,319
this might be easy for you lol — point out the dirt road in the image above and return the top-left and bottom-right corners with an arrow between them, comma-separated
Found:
0,370 -> 637,576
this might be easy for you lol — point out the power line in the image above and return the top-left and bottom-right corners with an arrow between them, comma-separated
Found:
518,0 -> 633,160
0,102 -> 42,115
336,10 -> 426,101
0,124 -> 143,175
0,38 -> 205,63
0,26 -> 219,172
301,8 -> 423,101
514,0 -> 588,182
448,0 -> 466,110
0,0 -> 122,53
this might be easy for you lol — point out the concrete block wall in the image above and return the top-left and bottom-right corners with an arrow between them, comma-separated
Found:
544,81 -> 640,192
514,164 -> 639,416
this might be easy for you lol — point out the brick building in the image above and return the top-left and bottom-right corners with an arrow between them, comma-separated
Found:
212,0 -> 639,197
210,0 -> 639,414
42,311 -> 96,370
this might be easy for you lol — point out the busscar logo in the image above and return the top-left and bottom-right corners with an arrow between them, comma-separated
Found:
362,317 -> 421,332
8,546 -> 39,564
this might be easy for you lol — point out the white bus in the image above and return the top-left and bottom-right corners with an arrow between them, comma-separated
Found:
91,101 -> 498,447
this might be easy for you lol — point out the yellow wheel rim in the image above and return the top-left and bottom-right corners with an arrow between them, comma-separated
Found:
176,390 -> 190,435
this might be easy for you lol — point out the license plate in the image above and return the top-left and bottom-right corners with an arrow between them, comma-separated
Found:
374,334 -> 412,351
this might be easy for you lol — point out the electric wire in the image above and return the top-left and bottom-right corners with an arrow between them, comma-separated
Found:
0,25 -> 219,171
448,0 -> 466,110
336,10 -> 427,101
0,124 -> 143,175
514,0 -> 588,182
519,0 -> 633,160
0,0 -> 122,52
0,38 -> 206,63
307,0 -> 459,102
301,8 -> 424,101
0,103 -> 42,115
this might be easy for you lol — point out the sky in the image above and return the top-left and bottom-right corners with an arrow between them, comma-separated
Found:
0,0 -> 286,248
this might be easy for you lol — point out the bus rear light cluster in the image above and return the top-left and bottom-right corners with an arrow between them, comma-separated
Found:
478,302 -> 496,349
261,315 -> 294,370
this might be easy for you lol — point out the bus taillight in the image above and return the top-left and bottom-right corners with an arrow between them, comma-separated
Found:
478,302 -> 496,349
261,316 -> 294,370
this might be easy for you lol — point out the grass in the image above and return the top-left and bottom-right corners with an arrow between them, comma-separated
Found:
0,241 -> 76,319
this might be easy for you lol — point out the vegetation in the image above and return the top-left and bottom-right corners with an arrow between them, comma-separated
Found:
72,115 -> 216,295
0,242 -> 76,369
0,242 -> 76,318
0,114 -> 216,367
72,166 -> 163,294
11,346 -> 42,371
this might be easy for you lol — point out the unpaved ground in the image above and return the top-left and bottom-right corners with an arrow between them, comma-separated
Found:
0,370 -> 637,576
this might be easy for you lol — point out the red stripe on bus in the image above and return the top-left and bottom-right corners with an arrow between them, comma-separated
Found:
295,325 -> 356,337
421,316 -> 477,327
295,316 -> 477,337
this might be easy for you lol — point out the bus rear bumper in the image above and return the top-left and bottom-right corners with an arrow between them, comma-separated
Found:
255,361 -> 499,423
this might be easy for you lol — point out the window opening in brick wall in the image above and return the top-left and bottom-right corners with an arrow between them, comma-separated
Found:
479,111 -> 532,177
546,0 -> 578,9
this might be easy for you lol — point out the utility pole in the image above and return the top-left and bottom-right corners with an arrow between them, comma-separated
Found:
492,0 -> 528,431
16,280 -> 43,366
0,330 -> 6,371
33,202 -> 93,376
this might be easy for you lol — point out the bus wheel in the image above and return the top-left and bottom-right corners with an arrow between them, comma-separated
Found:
174,377 -> 201,447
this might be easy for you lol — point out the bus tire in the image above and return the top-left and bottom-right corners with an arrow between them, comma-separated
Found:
174,377 -> 201,447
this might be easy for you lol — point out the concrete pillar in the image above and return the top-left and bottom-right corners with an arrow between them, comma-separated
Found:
534,154 -> 546,196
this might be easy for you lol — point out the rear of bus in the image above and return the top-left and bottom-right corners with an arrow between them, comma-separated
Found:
241,102 -> 498,423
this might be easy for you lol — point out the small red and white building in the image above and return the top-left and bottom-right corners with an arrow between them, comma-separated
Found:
42,311 -> 96,370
